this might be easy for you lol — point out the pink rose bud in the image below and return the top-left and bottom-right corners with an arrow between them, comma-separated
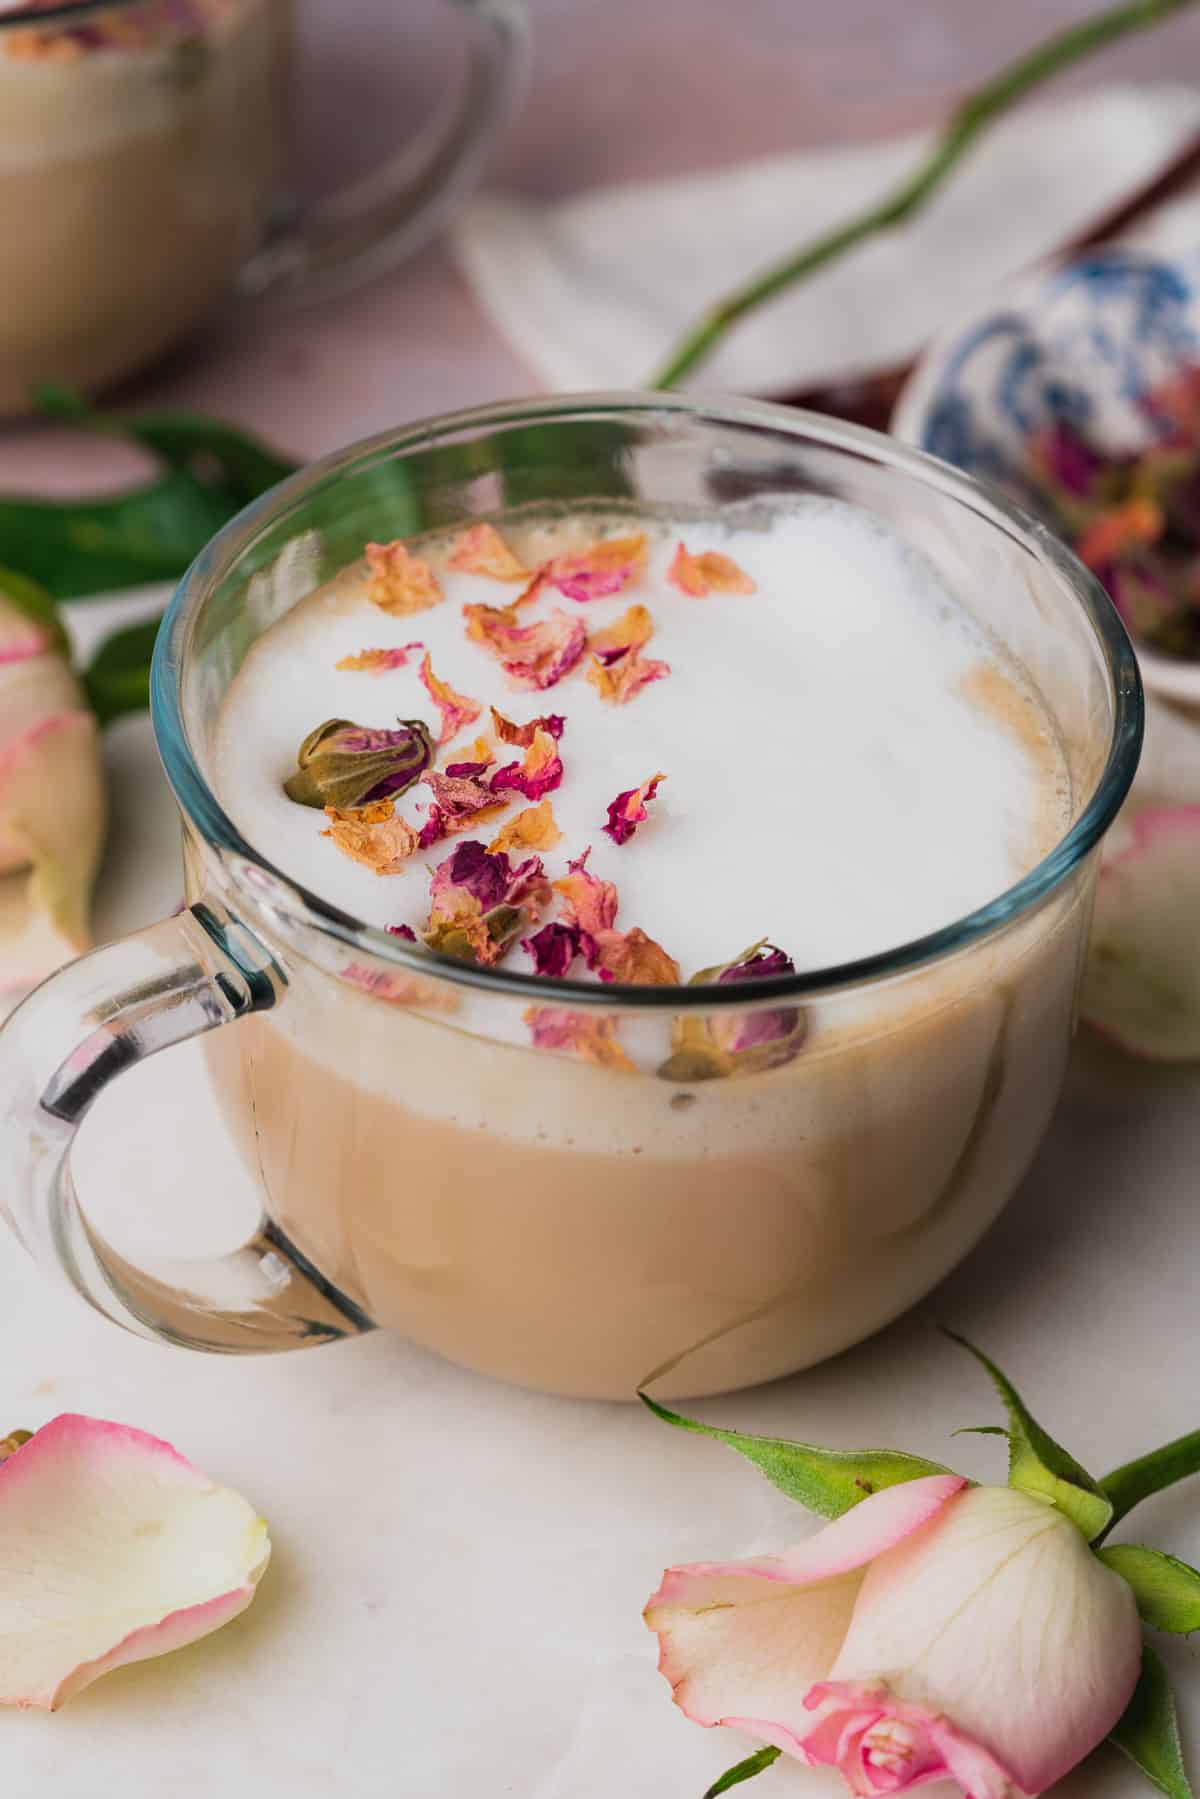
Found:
645,1477 -> 1141,1797
0,580 -> 106,996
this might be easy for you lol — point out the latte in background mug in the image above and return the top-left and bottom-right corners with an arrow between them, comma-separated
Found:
0,0 -> 527,413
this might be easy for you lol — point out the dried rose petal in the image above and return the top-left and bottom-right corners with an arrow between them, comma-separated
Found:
604,772 -> 666,845
591,926 -> 680,986
465,604 -> 587,691
336,643 -> 423,673
1075,498 -> 1164,572
489,800 -> 562,855
489,706 -> 566,746
589,603 -> 655,661
387,923 -> 418,941
448,523 -> 530,581
523,1005 -> 634,1070
544,533 -> 647,603
1027,419 -> 1108,501
667,542 -> 757,596
490,726 -> 564,801
342,960 -> 458,1012
553,847 -> 618,935
423,841 -> 551,965
523,921 -> 583,978
418,652 -> 482,747
0,1430 -> 31,1464
366,540 -> 443,615
420,770 -> 508,840
588,650 -> 670,705
660,940 -> 806,1081
0,1415 -> 269,1712
443,735 -> 496,779
284,717 -> 433,810
322,800 -> 419,875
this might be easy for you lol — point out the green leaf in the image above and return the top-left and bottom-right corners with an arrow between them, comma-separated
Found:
1109,1643 -> 1195,1799
946,1332 -> 1113,1540
36,384 -> 297,508
0,565 -> 68,655
639,1393 -> 955,1521
1102,1432 -> 1200,1531
0,469 -> 237,599
702,1747 -> 781,1797
1099,1546 -> 1200,1635
951,1425 -> 1011,1439
84,615 -> 163,726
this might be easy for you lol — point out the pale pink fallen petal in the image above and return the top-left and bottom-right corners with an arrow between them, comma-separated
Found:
0,710 -> 106,992
644,1476 -> 964,1736
0,1415 -> 270,1710
827,1484 -> 1140,1794
1081,806 -> 1200,1060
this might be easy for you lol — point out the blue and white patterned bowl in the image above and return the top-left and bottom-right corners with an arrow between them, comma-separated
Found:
893,247 -> 1200,704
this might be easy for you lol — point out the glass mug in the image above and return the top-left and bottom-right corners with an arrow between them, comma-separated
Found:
0,397 -> 1142,1399
0,0 -> 527,413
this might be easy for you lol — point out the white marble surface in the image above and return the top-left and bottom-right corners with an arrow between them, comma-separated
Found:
1,592 -> 1199,1796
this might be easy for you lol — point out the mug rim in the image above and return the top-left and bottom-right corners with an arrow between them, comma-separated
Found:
151,390 -> 1144,1011
0,0 -> 158,28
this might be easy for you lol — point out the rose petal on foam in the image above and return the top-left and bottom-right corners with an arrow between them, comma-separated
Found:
643,1476 -> 966,1750
544,533 -> 647,603
667,542 -> 757,597
489,800 -> 562,856
418,652 -> 482,747
322,800 -> 419,875
465,605 -> 587,692
423,840 -> 550,965
336,642 -> 423,673
1081,806 -> 1200,1060
490,727 -> 564,802
587,649 -> 671,705
589,603 -> 655,662
0,1414 -> 269,1712
420,770 -> 509,840
604,773 -> 666,845
0,710 -> 106,995
523,1005 -> 634,1070
553,847 -> 619,936
447,523 -> 530,581
522,921 -> 582,978
489,706 -> 566,747
366,540 -> 443,615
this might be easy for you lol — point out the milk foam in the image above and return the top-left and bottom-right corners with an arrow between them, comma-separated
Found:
215,499 -> 1070,980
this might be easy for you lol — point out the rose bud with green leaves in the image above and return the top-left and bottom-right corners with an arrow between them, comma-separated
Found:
643,1336 -> 1200,1799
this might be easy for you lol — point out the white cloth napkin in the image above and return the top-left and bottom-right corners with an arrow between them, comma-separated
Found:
451,84 -> 1200,394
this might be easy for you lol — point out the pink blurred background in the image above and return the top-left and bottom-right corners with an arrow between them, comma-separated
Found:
7,0 -> 1200,484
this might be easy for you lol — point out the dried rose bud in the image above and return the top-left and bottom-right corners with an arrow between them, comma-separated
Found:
283,717 -> 433,811
660,940 -> 805,1082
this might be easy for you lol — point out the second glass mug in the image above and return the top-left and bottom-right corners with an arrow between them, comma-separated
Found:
0,396 -> 1142,1399
0,0 -> 527,414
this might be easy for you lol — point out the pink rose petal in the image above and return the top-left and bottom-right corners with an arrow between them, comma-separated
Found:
0,1415 -> 270,1711
1081,806 -> 1200,1060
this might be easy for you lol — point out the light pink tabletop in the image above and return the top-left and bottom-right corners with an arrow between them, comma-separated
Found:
3,0 -> 1200,485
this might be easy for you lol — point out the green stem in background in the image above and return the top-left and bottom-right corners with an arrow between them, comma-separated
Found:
649,0 -> 1200,391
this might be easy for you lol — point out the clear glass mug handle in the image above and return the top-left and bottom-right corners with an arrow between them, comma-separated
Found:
237,0 -> 530,305
0,902 -> 372,1354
